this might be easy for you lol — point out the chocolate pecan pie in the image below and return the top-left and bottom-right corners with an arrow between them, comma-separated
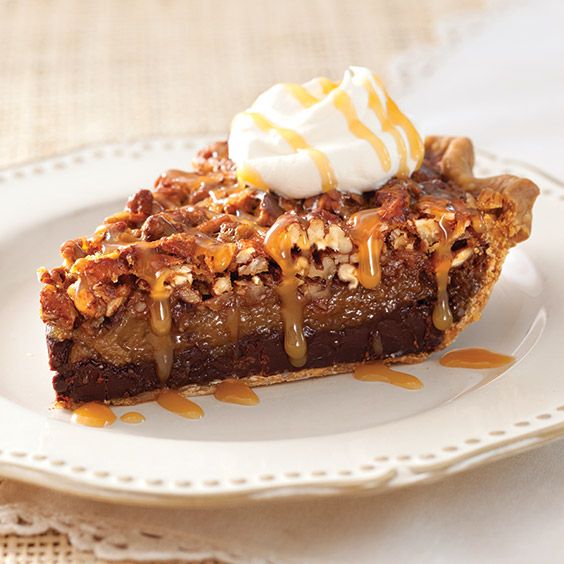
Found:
39,136 -> 538,407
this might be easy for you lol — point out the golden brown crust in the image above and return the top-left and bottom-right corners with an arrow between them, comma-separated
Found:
425,136 -> 539,243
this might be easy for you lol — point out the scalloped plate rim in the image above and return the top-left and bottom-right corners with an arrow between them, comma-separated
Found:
0,136 -> 561,507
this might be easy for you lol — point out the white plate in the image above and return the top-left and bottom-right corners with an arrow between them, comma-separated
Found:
0,137 -> 562,507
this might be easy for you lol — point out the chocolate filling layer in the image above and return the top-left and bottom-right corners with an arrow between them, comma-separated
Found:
51,299 -> 441,406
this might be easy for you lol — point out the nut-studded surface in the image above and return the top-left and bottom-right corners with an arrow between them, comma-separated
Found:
39,137 -> 539,407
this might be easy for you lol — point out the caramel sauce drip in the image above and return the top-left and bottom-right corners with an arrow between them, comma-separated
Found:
71,402 -> 117,428
225,295 -> 240,342
354,361 -> 423,390
349,209 -> 384,289
193,233 -> 235,272
370,74 -> 424,169
145,268 -> 174,383
133,245 -> 176,383
214,380 -> 260,406
100,231 -> 140,254
103,210 -> 132,224
363,79 -> 409,175
241,111 -> 337,192
264,215 -> 308,367
440,348 -> 515,369
277,276 -> 307,367
284,76 -> 423,176
120,411 -> 145,424
432,238 -> 454,331
157,390 -> 204,419
149,333 -> 174,384
236,162 -> 269,191
283,83 -> 319,108
317,77 -> 338,95
332,89 -> 392,172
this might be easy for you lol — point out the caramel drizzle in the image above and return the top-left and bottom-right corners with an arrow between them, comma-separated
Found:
348,205 -> 457,333
100,230 -> 140,254
240,111 -> 337,192
284,81 -> 393,173
369,75 -> 424,169
354,361 -> 423,390
317,77 -> 338,95
349,209 -> 384,289
225,294 -> 240,342
214,380 -> 260,405
157,390 -> 204,419
284,76 -> 423,176
193,233 -> 235,272
264,215 -> 308,367
440,348 -> 515,369
283,83 -> 319,108
236,162 -> 269,191
433,246 -> 454,331
120,411 -> 145,424
432,217 -> 455,332
138,235 -> 234,383
71,402 -> 116,428
362,80 -> 408,175
138,250 -> 175,383
332,89 -> 392,173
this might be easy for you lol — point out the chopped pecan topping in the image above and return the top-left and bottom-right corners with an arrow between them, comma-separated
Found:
39,137 -> 531,333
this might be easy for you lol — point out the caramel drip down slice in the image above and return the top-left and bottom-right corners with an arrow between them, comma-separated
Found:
432,225 -> 454,332
135,245 -> 175,383
264,215 -> 308,367
148,270 -> 175,383
136,235 -> 234,384
276,277 -> 307,366
349,209 -> 384,289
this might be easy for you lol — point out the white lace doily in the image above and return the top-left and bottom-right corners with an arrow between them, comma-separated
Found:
0,488 -> 265,562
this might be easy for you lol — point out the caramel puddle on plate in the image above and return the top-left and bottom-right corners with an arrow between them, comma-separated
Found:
214,380 -> 260,406
156,390 -> 204,419
440,348 -> 515,369
354,361 -> 423,390
71,402 -> 117,428
120,411 -> 145,424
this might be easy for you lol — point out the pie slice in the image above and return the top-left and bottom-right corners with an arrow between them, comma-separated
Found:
39,136 -> 538,407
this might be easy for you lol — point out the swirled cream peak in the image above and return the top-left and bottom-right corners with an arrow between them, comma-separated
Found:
228,66 -> 424,199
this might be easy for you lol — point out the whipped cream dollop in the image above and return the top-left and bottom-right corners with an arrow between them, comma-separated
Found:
228,66 -> 424,199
